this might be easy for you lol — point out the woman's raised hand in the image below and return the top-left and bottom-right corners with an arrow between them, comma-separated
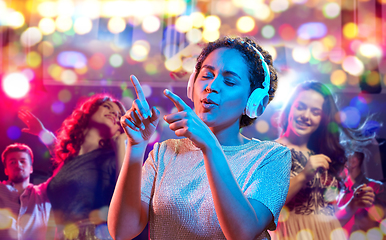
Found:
121,75 -> 160,145
302,154 -> 331,181
18,109 -> 46,136
163,89 -> 215,150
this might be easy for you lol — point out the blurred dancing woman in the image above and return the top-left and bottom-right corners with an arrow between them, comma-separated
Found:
19,95 -> 126,240
108,36 -> 292,240
274,81 -> 375,240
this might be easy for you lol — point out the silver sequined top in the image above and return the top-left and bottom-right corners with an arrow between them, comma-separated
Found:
141,138 -> 291,240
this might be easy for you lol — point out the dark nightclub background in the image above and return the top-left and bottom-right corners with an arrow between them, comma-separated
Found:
0,0 -> 386,238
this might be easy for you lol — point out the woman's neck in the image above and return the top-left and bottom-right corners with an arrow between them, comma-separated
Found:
210,121 -> 249,146
78,128 -> 104,156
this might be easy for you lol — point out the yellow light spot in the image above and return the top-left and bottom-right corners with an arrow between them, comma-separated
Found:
48,64 -> 63,81
186,28 -> 202,44
296,229 -> 314,240
89,209 -> 103,225
292,46 -> 311,64
74,17 -> 92,35
165,57 -> 182,71
26,52 -> 42,68
74,65 -> 88,75
236,16 -> 255,33
37,1 -> 58,18
343,23 -> 358,39
61,70 -> 77,85
366,71 -> 380,86
108,17 -> 126,34
130,40 -> 150,62
7,11 -> 25,28
330,227 -> 347,240
191,12 -> 205,28
56,15 -> 73,32
38,41 -> 54,57
330,70 -> 347,86
255,120 -> 269,134
58,89 -> 72,103
63,224 -> 79,240
278,206 -> 290,222
38,17 -> 56,35
166,0 -> 186,16
202,29 -> 220,42
142,15 -> 160,34
20,27 -> 43,47
0,208 -> 15,230
204,15 -> 221,31
175,15 -> 193,33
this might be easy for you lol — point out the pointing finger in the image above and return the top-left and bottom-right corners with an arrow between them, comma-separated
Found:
164,89 -> 190,112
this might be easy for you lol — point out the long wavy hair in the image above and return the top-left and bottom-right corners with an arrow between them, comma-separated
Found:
279,81 -> 368,188
193,36 -> 279,128
54,94 -> 126,165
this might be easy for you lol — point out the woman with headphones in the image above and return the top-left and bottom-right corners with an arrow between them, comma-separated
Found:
108,36 -> 291,240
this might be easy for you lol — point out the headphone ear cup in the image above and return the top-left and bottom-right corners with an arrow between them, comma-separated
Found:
187,71 -> 196,101
244,88 -> 269,118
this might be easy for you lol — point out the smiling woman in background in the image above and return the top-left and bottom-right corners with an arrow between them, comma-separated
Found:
108,36 -> 291,240
274,81 -> 375,240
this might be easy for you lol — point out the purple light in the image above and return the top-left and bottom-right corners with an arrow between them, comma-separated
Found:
51,101 -> 65,114
7,126 -> 21,140
341,107 -> 361,128
297,22 -> 327,39
57,51 -> 87,68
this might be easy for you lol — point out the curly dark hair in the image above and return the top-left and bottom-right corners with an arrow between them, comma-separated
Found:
192,36 -> 278,128
279,81 -> 370,189
54,94 -> 126,165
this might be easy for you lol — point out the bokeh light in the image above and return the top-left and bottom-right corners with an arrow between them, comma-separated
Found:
165,57 -> 182,71
20,27 -> 43,47
255,120 -> 269,134
349,230 -> 366,240
7,11 -> 25,28
202,29 -> 220,42
26,52 -> 42,68
261,25 -> 275,39
236,16 -> 255,33
39,130 -> 55,145
330,228 -> 347,240
166,0 -> 186,16
57,0 -> 74,16
176,15 -> 193,33
7,126 -> 21,140
292,46 -> 311,63
343,23 -> 358,39
270,0 -> 289,13
109,54 -> 124,68
186,28 -> 202,43
89,53 -> 106,70
58,89 -> 72,103
366,228 -> 383,240
278,206 -> 290,222
191,12 -> 205,28
142,15 -> 161,33
60,69 -> 77,85
296,229 -> 314,240
323,2 -> 341,19
130,40 -> 150,62
341,107 -> 361,128
298,22 -> 327,40
342,56 -> 364,76
108,17 -> 126,34
38,41 -> 55,57
2,73 -> 30,99
58,51 -> 87,69
279,24 -> 296,41
21,69 -> 35,81
38,17 -> 56,35
56,15 -> 73,32
0,208 -> 13,229
359,43 -> 383,58
204,15 -> 221,31
330,70 -> 347,86
37,1 -> 58,18
73,17 -> 92,35
51,101 -> 65,114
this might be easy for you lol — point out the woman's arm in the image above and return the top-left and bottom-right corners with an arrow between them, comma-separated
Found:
285,154 -> 331,203
108,142 -> 150,239
108,75 -> 160,240
335,184 -> 375,226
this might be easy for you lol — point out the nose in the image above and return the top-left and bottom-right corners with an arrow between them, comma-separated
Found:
205,76 -> 221,94
300,110 -> 311,120
110,110 -> 118,118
